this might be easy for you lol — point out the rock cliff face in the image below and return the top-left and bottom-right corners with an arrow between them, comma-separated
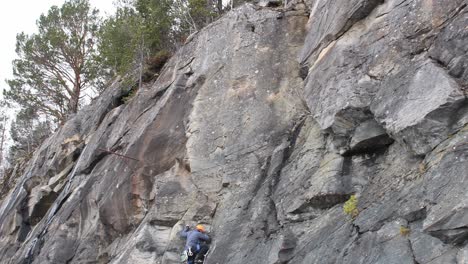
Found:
0,0 -> 467,263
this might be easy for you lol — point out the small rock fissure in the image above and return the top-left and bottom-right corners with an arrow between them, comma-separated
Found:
403,207 -> 427,223
250,156 -> 272,203
376,0 -> 410,18
407,235 -> 420,264
148,219 -> 180,227
81,151 -> 110,175
343,139 -> 393,157
282,117 -> 307,163
434,3 -> 467,30
150,84 -> 171,101
292,194 -> 352,214
428,55 -> 468,91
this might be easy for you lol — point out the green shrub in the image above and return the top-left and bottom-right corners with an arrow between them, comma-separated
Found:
122,89 -> 137,104
147,50 -> 171,72
343,195 -> 359,218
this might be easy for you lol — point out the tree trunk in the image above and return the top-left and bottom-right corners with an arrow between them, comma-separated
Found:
206,0 -> 211,25
217,0 -> 223,14
70,73 -> 81,115
0,115 -> 5,171
138,36 -> 145,90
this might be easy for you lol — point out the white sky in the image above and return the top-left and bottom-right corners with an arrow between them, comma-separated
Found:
0,0 -> 116,95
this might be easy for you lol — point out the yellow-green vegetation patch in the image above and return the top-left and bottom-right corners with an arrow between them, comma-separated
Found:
400,226 -> 411,236
343,195 -> 359,219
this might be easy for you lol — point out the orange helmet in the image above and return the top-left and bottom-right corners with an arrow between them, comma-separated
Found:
196,224 -> 205,232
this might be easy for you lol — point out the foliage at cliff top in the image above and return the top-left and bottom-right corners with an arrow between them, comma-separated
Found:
5,0 -> 101,124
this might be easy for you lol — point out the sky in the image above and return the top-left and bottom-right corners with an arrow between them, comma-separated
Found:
0,0 -> 116,95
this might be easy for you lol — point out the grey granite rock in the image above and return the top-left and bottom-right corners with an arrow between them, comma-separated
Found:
0,1 -> 467,264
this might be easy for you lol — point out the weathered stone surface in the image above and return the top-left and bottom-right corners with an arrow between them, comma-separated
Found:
421,127 -> 468,245
303,0 -> 468,155
428,4 -> 468,87
338,219 -> 416,264
0,1 -> 467,264
410,228 -> 458,264
371,61 -> 466,155
299,0 -> 385,65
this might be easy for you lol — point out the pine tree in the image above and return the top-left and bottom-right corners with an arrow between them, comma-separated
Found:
5,0 -> 102,124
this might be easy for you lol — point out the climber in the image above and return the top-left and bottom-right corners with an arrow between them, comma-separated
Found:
180,224 -> 211,264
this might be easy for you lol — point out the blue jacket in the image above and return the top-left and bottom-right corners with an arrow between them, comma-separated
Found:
180,227 -> 210,250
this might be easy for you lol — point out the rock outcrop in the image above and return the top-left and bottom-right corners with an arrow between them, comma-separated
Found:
0,0 -> 467,263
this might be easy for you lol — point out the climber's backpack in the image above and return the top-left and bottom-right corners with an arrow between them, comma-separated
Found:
181,247 -> 194,263
180,250 -> 188,263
